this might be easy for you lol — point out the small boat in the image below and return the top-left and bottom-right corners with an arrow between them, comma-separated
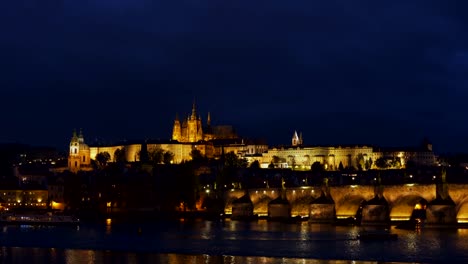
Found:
358,231 -> 398,241
0,211 -> 79,226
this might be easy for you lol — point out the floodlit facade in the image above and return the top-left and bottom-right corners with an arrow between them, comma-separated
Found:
67,103 -> 266,172
259,132 -> 436,170
260,145 -> 374,170
68,129 -> 92,173
67,104 -> 436,172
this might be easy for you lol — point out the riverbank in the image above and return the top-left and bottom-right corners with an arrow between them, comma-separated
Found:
75,210 -> 468,230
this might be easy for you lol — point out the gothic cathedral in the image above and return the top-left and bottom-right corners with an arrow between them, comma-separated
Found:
171,102 -> 237,143
172,102 -> 204,142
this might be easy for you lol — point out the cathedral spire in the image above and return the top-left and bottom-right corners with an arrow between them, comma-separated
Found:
292,130 -> 300,146
207,112 -> 211,126
191,99 -> 197,119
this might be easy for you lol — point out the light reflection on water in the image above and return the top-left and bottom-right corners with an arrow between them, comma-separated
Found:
49,250 -> 416,264
0,220 -> 467,263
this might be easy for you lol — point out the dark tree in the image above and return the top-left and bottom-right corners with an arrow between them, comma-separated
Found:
338,161 -> 344,171
365,158 -> 373,170
405,159 -> 416,169
114,148 -> 126,163
190,149 -> 205,163
375,157 -> 388,169
163,151 -> 175,165
311,161 -> 324,174
224,151 -> 248,168
148,148 -> 164,165
225,151 -> 239,167
272,155 -> 281,164
95,152 -> 111,168
250,160 -> 260,169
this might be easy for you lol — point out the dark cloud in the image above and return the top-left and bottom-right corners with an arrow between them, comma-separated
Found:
1,1 -> 468,152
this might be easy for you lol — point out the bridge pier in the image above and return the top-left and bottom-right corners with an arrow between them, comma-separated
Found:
268,189 -> 291,221
225,182 -> 468,226
361,196 -> 390,226
425,180 -> 457,225
426,204 -> 457,225
231,192 -> 255,221
425,171 -> 457,226
308,192 -> 335,223
268,199 -> 291,221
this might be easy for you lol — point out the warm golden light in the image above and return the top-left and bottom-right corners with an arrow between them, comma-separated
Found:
106,218 -> 112,225
37,198 -> 42,203
457,202 -> 468,223
391,217 -> 411,221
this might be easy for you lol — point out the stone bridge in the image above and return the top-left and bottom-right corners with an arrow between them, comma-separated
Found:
224,184 -> 468,223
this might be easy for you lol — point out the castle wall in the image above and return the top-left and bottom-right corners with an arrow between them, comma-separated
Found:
124,144 -> 141,162
89,146 -> 124,161
147,143 -> 213,163
261,146 -> 374,170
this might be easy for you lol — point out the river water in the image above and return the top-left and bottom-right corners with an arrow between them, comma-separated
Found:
0,219 -> 467,263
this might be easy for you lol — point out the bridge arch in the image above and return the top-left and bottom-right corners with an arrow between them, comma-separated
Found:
330,186 -> 374,219
456,196 -> 468,223
389,194 -> 427,221
252,194 -> 276,216
335,194 -> 366,219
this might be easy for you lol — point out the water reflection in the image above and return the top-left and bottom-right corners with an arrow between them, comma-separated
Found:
59,251 -> 418,264
105,218 -> 112,235
65,249 -> 96,264
0,220 -> 467,263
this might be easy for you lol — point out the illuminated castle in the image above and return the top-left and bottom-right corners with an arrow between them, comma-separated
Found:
67,102 -> 254,172
171,102 -> 237,143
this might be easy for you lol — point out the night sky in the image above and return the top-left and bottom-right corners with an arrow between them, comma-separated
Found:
1,1 -> 468,153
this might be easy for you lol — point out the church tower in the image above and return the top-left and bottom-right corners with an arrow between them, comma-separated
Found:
172,102 -> 208,143
292,130 -> 303,146
172,113 -> 182,141
187,101 -> 203,142
68,129 -> 91,173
